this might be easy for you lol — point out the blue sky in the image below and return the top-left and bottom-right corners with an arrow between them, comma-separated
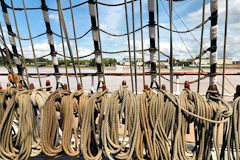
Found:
0,0 -> 239,62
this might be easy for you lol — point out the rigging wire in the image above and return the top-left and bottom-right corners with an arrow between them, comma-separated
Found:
131,0 -> 138,94
222,0 -> 228,97
10,0 -> 30,86
69,0 -> 83,86
169,0 -> 174,93
2,0 -> 138,11
57,0 -> 79,85
57,5 -> 70,89
22,0 -> 42,87
139,0 -> 145,86
124,0 -> 134,92
156,0 -> 161,87
197,0 -> 206,92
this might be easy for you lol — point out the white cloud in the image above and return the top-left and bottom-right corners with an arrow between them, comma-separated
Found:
49,13 -> 59,22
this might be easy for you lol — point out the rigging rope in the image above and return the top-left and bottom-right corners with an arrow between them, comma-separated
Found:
124,0 -> 134,92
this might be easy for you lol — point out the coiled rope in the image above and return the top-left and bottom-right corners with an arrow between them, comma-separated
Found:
178,88 -> 232,160
149,89 -> 181,160
0,86 -> 50,159
135,89 -> 155,159
101,84 -> 139,160
81,89 -> 107,160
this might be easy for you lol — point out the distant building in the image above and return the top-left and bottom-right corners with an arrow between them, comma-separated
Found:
122,58 -> 143,66
193,58 -> 233,66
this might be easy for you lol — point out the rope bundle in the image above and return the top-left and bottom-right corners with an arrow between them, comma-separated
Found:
0,86 -> 51,159
0,84 -> 236,160
179,89 -> 232,160
81,89 -> 107,160
135,89 -> 155,160
149,89 -> 181,160
101,85 -> 139,160
228,96 -> 240,159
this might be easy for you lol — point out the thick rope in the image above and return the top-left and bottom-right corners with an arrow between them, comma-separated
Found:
101,85 -> 139,160
179,89 -> 232,160
81,89 -> 107,160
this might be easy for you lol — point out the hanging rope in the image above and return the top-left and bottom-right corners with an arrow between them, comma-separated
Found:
101,84 -> 139,159
135,89 -> 155,159
81,89 -> 107,160
178,88 -> 232,159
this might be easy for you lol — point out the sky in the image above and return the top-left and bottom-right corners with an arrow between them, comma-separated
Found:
0,0 -> 239,62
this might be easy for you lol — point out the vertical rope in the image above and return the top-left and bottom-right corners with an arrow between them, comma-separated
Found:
156,0 -> 161,87
148,0 -> 157,88
22,0 -> 42,87
222,0 -> 228,97
139,0 -> 145,86
210,0 -> 218,86
197,0 -> 206,92
10,0 -> 30,86
69,0 -> 83,86
57,0 -> 79,85
88,0 -> 105,90
56,2 -> 70,89
124,0 -> 134,92
95,0 -> 106,84
169,0 -> 173,93
0,0 -> 26,85
131,0 -> 138,94
40,0 -> 61,88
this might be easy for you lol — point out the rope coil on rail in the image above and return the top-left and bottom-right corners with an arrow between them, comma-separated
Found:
101,84 -> 139,160
0,82 -> 236,159
81,89 -> 107,160
178,87 -> 232,160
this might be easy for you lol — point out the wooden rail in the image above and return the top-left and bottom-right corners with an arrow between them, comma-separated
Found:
0,72 -> 240,76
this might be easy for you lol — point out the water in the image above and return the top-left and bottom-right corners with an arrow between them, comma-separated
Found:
0,66 -> 239,99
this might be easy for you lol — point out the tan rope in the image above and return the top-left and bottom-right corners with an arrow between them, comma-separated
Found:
81,89 -> 107,160
135,89 -> 155,159
41,90 -> 62,157
101,85 -> 139,160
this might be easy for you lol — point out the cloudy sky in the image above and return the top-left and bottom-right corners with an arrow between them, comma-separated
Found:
0,0 -> 239,62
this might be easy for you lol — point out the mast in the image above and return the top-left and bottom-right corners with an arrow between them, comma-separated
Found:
210,0 -> 218,86
40,0 -> 60,87
148,0 -> 157,89
88,0 -> 105,90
